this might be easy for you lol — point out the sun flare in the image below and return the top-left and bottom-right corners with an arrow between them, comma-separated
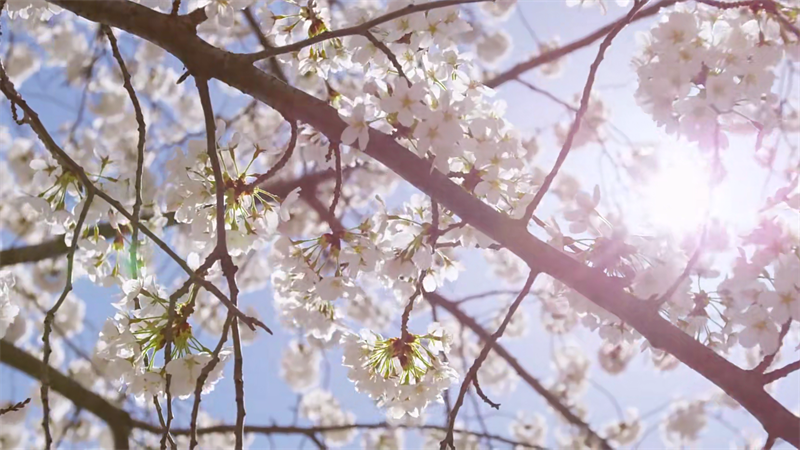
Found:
643,154 -> 712,235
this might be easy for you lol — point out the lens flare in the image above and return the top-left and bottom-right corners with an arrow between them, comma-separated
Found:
643,154 -> 712,234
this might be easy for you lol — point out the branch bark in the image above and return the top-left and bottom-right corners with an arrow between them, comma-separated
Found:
33,1 -> 800,446
483,0 -> 678,89
0,168 -> 342,268
0,340 -> 132,449
440,272 -> 541,450
426,291 -> 609,447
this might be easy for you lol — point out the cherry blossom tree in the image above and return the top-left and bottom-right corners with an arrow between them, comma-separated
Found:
0,0 -> 798,448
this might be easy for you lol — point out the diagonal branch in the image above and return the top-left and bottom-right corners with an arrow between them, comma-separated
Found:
102,25 -> 147,281
242,0 -> 487,63
521,0 -> 648,224
363,31 -> 410,84
196,77 -> 247,450
36,2 -> 800,446
0,340 -> 132,449
483,0 -> 678,88
753,320 -> 792,373
439,271 -> 540,450
190,315 -> 234,449
428,290 -> 623,449
0,398 -> 30,417
763,360 -> 800,384
244,120 -> 299,191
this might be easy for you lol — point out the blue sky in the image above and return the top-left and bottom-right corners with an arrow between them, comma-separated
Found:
1,1 -> 799,449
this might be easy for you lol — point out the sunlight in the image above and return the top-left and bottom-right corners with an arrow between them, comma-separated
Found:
643,153 -> 712,235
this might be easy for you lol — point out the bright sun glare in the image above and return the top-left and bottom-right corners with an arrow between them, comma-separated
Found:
643,153 -> 713,235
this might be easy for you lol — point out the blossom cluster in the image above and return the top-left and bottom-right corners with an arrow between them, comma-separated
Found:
341,324 -> 458,419
635,6 -> 787,149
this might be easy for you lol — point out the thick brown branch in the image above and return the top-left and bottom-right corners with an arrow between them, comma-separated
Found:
0,340 -> 132,449
37,2 -> 800,446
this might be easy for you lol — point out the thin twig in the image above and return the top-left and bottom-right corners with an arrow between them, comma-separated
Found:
243,0 -> 488,63
242,7 -> 287,82
764,359 -> 800,384
141,421 -> 543,449
197,77 -> 247,450
439,271 -> 538,450
40,192 -> 94,450
102,25 -> 147,281
521,0 -> 648,224
400,278 -> 424,341
654,233 -> 705,308
425,291 -> 611,449
754,320 -> 792,373
484,0 -> 677,88
328,143 -> 343,217
0,398 -> 30,416
472,376 -> 500,410
363,31 -> 410,84
244,120 -> 299,191
515,78 -> 576,112
189,315 -> 234,449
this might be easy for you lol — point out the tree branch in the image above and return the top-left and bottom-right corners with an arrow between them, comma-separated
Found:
197,77 -> 247,450
0,398 -> 31,416
440,272 -> 540,450
241,6 -> 287,82
40,192 -> 94,450
753,320 -> 792,373
428,290 -> 628,449
483,0 -> 678,88
242,0 -> 487,63
763,360 -> 800,385
0,340 -> 132,449
521,0 -> 648,224
102,24 -> 147,281
37,1 -> 800,446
